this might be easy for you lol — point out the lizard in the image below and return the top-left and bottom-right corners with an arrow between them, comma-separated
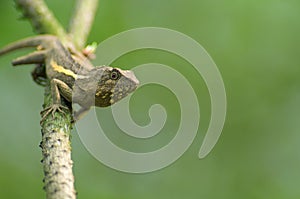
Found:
0,35 -> 139,122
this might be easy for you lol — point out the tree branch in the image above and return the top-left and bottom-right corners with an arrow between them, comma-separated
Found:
68,0 -> 99,49
13,0 -> 98,198
40,85 -> 75,199
14,1 -> 75,198
14,0 -> 68,42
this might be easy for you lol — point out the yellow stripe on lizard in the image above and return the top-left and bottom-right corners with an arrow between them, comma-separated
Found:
50,59 -> 77,79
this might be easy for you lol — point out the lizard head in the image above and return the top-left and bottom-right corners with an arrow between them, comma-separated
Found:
92,66 -> 139,107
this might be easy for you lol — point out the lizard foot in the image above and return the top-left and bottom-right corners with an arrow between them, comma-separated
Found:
40,104 -> 69,124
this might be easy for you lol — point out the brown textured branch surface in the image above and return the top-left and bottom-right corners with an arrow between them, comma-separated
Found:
40,86 -> 75,199
68,0 -> 99,49
13,0 -> 98,198
13,1 -> 76,197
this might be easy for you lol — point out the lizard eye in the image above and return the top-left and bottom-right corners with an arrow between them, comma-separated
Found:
110,69 -> 120,80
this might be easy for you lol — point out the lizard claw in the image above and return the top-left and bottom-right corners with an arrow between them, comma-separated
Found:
40,104 -> 69,124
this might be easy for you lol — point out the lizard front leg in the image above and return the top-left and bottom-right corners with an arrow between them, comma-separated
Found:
40,78 -> 72,123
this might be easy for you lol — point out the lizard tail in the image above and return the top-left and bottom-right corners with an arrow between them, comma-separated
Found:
12,51 -> 47,66
0,35 -> 57,56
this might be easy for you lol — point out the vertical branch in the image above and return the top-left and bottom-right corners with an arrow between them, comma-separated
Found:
68,0 -> 99,49
14,0 -> 76,198
40,86 -> 75,199
12,0 -> 98,198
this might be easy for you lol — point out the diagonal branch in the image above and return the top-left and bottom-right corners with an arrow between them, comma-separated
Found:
68,0 -> 99,49
14,0 -> 68,42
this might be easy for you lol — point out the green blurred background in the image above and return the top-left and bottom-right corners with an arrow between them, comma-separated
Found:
0,0 -> 299,198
